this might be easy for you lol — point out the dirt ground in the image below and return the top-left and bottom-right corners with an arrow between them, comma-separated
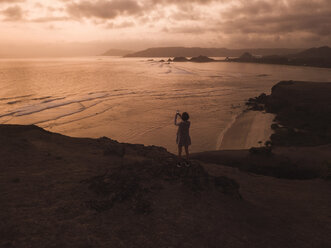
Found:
0,125 -> 330,248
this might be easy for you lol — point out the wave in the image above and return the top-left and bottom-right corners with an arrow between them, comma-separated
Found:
32,96 -> 52,101
42,97 -> 66,104
150,88 -> 233,100
41,105 -> 113,128
171,66 -> 194,75
33,105 -> 87,126
7,100 -> 22,105
0,94 -> 33,101
88,90 -> 108,95
0,92 -> 110,118
147,61 -> 194,75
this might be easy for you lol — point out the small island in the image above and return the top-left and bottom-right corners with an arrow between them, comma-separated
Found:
167,55 -> 216,63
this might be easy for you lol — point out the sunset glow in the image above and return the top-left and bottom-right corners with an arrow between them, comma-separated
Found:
1,0 -> 331,56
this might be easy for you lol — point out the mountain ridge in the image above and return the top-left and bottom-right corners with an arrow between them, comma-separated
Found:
231,46 -> 331,68
124,47 -> 303,57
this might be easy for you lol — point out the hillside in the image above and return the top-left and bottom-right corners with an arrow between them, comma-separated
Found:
288,46 -> 331,59
1,122 -> 330,246
247,80 -> 331,146
124,47 -> 301,58
231,46 -> 331,68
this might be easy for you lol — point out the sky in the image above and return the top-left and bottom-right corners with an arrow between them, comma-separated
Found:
0,0 -> 330,57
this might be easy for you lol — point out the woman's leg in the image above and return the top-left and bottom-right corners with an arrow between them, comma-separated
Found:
178,145 -> 182,159
184,145 -> 189,161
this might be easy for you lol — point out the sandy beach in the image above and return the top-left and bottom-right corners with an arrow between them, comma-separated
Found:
219,110 -> 275,150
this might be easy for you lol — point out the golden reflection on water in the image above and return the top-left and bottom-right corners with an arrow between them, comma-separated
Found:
1,57 -> 331,153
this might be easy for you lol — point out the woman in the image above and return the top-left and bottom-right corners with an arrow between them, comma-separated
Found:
174,111 -> 191,167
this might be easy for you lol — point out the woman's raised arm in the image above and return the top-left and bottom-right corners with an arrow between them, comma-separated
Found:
174,113 -> 181,126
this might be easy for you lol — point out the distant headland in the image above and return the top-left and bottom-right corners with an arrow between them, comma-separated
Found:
228,46 -> 331,68
116,46 -> 331,68
123,47 -> 302,58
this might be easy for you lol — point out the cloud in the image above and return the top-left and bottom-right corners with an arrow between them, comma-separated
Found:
1,5 -> 24,21
105,20 -> 135,29
0,0 -> 25,3
66,0 -> 142,20
64,0 -> 221,22
31,16 -> 69,23
149,0 -> 216,5
1,0 -> 330,49
218,0 -> 331,37
163,25 -> 214,34
34,3 -> 43,8
56,0 -> 331,48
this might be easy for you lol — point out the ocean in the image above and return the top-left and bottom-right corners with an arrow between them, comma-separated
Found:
1,57 -> 330,153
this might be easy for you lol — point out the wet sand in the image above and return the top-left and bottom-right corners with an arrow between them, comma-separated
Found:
219,110 -> 275,150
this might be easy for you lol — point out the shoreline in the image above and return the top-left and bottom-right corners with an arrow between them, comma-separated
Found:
218,110 -> 275,150
216,110 -> 241,149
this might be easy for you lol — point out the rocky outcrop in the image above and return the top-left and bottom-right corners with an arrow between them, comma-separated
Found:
172,55 -> 215,63
240,52 -> 255,60
189,55 -> 215,62
246,81 -> 331,146
172,56 -> 189,62
246,93 -> 267,110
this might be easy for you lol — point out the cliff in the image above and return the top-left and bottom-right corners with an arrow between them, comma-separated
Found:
247,81 -> 331,146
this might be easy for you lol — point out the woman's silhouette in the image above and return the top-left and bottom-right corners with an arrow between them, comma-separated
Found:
174,111 -> 191,167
